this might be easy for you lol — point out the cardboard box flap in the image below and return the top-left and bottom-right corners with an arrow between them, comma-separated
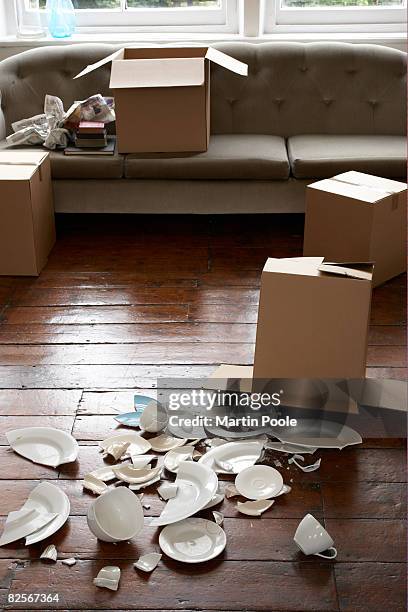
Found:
74,49 -> 124,79
0,151 -> 48,181
205,47 -> 248,76
319,262 -> 374,281
335,171 -> 407,195
264,256 -> 324,276
109,57 -> 205,89
309,171 -> 406,204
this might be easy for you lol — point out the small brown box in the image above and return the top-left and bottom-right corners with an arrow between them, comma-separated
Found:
253,257 -> 373,380
303,171 -> 407,287
0,151 -> 55,276
74,47 -> 248,154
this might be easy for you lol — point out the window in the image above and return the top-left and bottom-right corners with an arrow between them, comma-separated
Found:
264,0 -> 407,31
28,0 -> 238,31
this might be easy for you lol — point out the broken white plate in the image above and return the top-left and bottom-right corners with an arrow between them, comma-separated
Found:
272,420 -> 362,450
224,484 -> 240,499
6,427 -> 78,468
100,432 -> 151,456
130,455 -> 156,469
237,499 -> 274,516
87,487 -> 144,543
235,465 -> 284,500
275,484 -> 292,497
112,464 -> 161,485
83,475 -> 108,496
157,482 -> 178,501
198,441 -> 263,474
61,557 -> 76,566
20,482 -> 70,546
159,517 -> 226,563
89,466 -> 116,482
212,511 -> 224,526
150,461 -> 218,527
139,400 -> 168,433
149,434 -> 187,453
265,441 -> 318,455
134,552 -> 161,572
203,490 -> 224,510
163,446 -> 194,473
129,473 -> 162,491
40,544 -> 57,562
0,507 -> 57,547
93,566 -> 121,591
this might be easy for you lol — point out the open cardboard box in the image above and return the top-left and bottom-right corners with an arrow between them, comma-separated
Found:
303,171 -> 407,287
74,47 -> 248,154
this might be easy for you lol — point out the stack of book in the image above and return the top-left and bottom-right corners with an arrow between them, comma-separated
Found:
75,121 -> 107,148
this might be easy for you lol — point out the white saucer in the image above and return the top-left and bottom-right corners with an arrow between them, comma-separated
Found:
235,465 -> 283,500
198,441 -> 263,474
159,518 -> 226,563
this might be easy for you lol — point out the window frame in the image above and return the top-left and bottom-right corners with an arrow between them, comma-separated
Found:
263,0 -> 407,33
21,0 -> 239,32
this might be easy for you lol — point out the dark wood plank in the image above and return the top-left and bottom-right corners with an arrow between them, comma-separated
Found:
321,481 -> 406,519
318,448 -> 407,482
0,390 -> 81,416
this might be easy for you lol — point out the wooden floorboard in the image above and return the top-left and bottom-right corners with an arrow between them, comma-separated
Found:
0,213 -> 405,611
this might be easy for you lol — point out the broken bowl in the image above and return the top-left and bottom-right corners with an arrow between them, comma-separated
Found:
87,487 -> 144,543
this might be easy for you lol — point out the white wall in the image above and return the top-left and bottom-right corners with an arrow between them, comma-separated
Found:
0,0 -> 8,37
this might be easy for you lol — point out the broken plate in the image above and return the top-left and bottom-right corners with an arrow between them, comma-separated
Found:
40,544 -> 57,562
112,464 -> 161,485
93,566 -> 121,591
0,507 -> 57,547
163,445 -> 194,473
130,455 -> 156,469
139,399 -> 168,433
134,552 -> 161,572
129,473 -> 162,491
271,420 -> 362,449
159,517 -> 226,563
6,427 -> 78,468
157,482 -> 178,501
237,499 -> 274,516
149,434 -> 187,453
114,412 -> 143,428
61,557 -> 76,566
150,461 -> 218,527
21,482 -> 70,546
99,432 -> 151,456
265,440 -> 318,455
203,489 -> 224,509
87,487 -> 144,543
89,466 -> 116,482
83,475 -> 108,496
198,441 -> 263,474
235,465 -> 284,500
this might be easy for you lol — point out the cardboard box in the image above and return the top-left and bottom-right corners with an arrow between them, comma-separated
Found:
0,151 -> 55,276
303,171 -> 407,287
75,47 -> 248,154
253,257 -> 373,380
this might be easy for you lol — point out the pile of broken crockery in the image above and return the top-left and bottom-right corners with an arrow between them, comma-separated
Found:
1,395 -> 361,589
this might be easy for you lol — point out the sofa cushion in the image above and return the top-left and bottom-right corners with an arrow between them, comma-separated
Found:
125,135 -> 290,180
50,148 -> 124,179
288,135 -> 406,179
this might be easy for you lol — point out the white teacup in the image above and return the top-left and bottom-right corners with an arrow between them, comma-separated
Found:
294,514 -> 337,559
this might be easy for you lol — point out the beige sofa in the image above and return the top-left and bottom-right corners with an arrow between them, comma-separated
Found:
0,42 -> 406,213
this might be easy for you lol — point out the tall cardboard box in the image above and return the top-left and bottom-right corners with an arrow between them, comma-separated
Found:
75,47 -> 248,154
253,257 -> 373,380
303,171 -> 407,287
0,151 -> 55,276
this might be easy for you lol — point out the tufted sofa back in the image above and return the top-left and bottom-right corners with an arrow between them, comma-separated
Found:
0,42 -> 406,139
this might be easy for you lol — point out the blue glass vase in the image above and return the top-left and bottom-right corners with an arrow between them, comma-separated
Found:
46,0 -> 76,39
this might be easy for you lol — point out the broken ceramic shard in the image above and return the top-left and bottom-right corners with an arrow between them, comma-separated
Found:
288,456 -> 321,472
134,552 -> 161,572
212,511 -> 224,526
203,489 -> 224,509
224,483 -> 240,498
130,454 -> 156,469
265,440 -> 317,454
129,473 -> 162,491
40,544 -> 57,562
275,484 -> 292,496
112,464 -> 162,485
99,432 -> 151,458
237,499 -> 274,516
163,445 -> 194,473
93,566 -> 121,591
61,557 -> 76,566
0,507 -> 57,547
6,427 -> 79,468
139,399 -> 168,433
83,474 -> 108,495
89,466 -> 116,482
114,412 -> 143,428
87,487 -> 144,543
149,434 -> 187,453
157,482 -> 178,501
150,461 -> 218,527
199,441 -> 263,474
23,482 -> 71,545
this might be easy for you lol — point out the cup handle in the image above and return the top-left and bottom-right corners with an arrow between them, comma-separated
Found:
315,547 -> 337,559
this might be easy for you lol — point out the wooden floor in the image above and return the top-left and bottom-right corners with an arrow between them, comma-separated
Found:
0,214 -> 406,611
